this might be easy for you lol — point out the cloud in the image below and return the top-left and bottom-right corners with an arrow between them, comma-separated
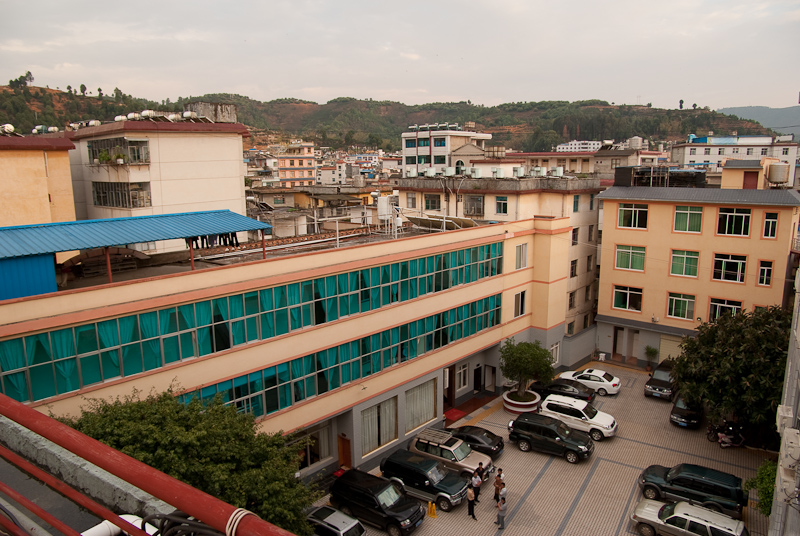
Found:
400,53 -> 420,61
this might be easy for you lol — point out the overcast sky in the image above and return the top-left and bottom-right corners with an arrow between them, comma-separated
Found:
2,0 -> 799,111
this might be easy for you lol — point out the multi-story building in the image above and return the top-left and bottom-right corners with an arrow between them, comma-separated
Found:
277,141 -> 316,186
556,140 -> 602,152
595,185 -> 800,365
67,117 -> 250,254
0,216 -> 575,482
671,135 -> 799,185
402,124 -> 491,177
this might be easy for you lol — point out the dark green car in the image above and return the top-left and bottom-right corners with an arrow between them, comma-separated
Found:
638,463 -> 746,519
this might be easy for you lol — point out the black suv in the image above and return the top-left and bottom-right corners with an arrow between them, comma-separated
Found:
638,463 -> 747,519
507,412 -> 594,464
329,469 -> 426,536
380,450 -> 469,512
644,359 -> 675,400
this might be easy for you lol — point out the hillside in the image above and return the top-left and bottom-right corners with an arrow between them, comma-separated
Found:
718,106 -> 800,141
0,84 -> 776,152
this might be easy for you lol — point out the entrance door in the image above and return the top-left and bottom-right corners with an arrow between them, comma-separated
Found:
743,171 -> 758,189
337,434 -> 352,469
444,365 -> 456,411
484,366 -> 496,393
473,365 -> 482,394
613,327 -> 624,357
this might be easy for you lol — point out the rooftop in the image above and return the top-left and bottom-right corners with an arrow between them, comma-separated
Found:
597,186 -> 800,205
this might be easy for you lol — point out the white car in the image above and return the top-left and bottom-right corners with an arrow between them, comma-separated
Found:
559,368 -> 620,396
630,499 -> 748,536
539,394 -> 618,441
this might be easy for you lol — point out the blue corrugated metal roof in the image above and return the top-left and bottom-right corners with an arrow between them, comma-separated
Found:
0,211 -> 272,260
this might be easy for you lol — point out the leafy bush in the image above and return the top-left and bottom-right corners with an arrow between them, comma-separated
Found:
744,459 -> 777,516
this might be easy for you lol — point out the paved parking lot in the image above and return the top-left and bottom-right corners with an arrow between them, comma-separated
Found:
324,364 -> 772,536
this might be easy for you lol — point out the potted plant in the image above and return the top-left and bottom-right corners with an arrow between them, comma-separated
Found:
644,345 -> 659,371
112,147 -> 126,164
98,149 -> 111,164
499,337 -> 554,414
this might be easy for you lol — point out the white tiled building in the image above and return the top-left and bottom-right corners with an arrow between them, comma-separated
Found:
556,140 -> 603,152
402,124 -> 492,177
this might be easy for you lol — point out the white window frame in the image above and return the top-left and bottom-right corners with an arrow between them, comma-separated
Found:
670,250 -> 699,277
758,261 -> 773,286
550,342 -> 560,366
456,364 -> 468,390
668,293 -> 695,320
764,213 -> 778,238
713,254 -> 747,283
717,208 -> 751,236
615,245 -> 645,271
709,298 -> 742,320
674,206 -> 702,233
406,380 -> 436,432
515,243 -> 528,270
514,290 -> 527,317
618,203 -> 648,229
613,285 -> 642,311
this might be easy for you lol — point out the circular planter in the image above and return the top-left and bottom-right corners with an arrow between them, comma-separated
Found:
502,390 -> 541,415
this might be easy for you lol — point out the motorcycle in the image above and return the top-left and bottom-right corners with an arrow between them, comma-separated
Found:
717,422 -> 746,448
706,422 -> 727,442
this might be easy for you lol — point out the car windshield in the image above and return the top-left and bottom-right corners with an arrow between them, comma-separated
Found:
601,372 -> 614,382
344,524 -> 366,536
557,422 -> 572,437
427,464 -> 447,484
583,403 -> 598,419
652,369 -> 671,382
452,441 -> 472,461
376,485 -> 402,509
658,502 -> 677,521
666,466 -> 680,480
478,429 -> 498,442
674,396 -> 691,409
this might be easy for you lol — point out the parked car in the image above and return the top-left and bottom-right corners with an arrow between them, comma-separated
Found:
380,449 -> 469,512
559,368 -> 621,396
644,360 -> 675,400
669,392 -> 703,428
329,469 -> 426,536
638,463 -> 747,519
528,379 -> 596,403
408,428 -> 494,481
630,499 -> 749,536
507,412 -> 594,464
306,505 -> 366,536
538,394 -> 618,441
445,425 -> 504,459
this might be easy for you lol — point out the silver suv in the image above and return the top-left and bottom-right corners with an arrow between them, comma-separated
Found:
631,499 -> 748,536
408,428 -> 494,482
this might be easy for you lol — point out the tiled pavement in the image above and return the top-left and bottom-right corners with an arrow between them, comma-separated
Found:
319,363 -> 772,536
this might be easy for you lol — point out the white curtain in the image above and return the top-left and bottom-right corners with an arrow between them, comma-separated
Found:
362,405 -> 379,454
405,380 -> 434,432
362,397 -> 398,455
380,397 -> 397,446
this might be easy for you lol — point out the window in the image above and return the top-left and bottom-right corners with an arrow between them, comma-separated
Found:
571,228 -> 579,246
433,155 -> 446,164
418,139 -> 430,147
671,250 -> 699,277
573,195 -> 580,212
717,208 -> 750,236
704,148 -> 711,155
405,156 -> 416,165
406,193 -> 416,209
710,298 -> 742,320
616,245 -> 645,271
567,322 -> 574,335
588,225 -> 594,241
406,380 -> 435,432
586,255 -> 593,271
568,291 -> 576,309
417,155 -> 430,165
496,196 -> 508,215
405,139 -> 416,148
611,158 -> 621,168
674,206 -> 702,233
570,260 -> 577,277
88,137 -> 149,164
515,243 -> 527,270
92,182 -> 152,208
456,365 -> 468,390
585,285 -> 592,301
289,159 -> 295,166
746,148 -> 754,155
514,291 -> 527,317
718,148 -> 725,155
583,315 -> 589,329
293,422 -> 331,471
273,195 -> 285,205
783,148 -> 790,156
668,293 -> 695,319
289,171 -> 295,178
689,148 -> 697,155
713,254 -> 747,282
761,148 -> 768,156
613,286 -> 642,311
759,261 -> 773,286
590,194 -> 595,210
464,196 -> 484,217
764,212 -> 777,238
732,147 -> 739,154
550,342 -> 560,366
361,398 -> 397,454
434,138 -> 446,147
424,194 -> 441,211
618,203 -> 648,229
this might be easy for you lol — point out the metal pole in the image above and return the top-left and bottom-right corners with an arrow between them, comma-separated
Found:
188,240 -> 195,270
104,247 -> 113,284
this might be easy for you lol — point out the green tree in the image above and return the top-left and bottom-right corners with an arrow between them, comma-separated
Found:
692,103 -> 697,110
745,459 -> 777,516
66,85 -> 72,94
80,84 -> 86,96
679,99 -> 684,110
60,389 -> 318,536
366,133 -> 382,148
98,88 -> 104,98
344,130 -> 356,146
499,338 -> 555,398
672,305 -> 790,426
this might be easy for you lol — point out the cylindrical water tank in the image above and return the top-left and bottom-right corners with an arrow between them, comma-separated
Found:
767,163 -> 790,184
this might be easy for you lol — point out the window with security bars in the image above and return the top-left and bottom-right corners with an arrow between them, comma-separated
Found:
92,182 -> 151,208
668,293 -> 695,319
674,206 -> 702,233
464,195 -> 484,216
616,245 -> 645,271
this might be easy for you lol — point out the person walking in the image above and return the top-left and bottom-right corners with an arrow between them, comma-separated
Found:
471,470 -> 482,503
466,484 -> 476,520
494,497 -> 507,530
493,469 -> 504,503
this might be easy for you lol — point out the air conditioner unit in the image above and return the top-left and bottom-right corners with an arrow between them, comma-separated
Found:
495,168 -> 505,178
424,167 -> 436,177
406,169 -> 418,178
778,404 -> 794,434
444,167 -> 455,177
513,167 -> 525,177
780,428 -> 800,469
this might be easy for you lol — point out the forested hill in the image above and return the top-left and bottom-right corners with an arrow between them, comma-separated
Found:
0,84 -> 775,152
718,106 -> 800,142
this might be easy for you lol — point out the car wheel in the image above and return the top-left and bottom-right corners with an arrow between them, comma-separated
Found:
702,502 -> 722,513
636,523 -> 656,536
387,524 -> 402,536
590,429 -> 604,442
518,440 -> 531,452
642,486 -> 660,500
436,497 -> 452,512
597,388 -> 608,396
565,450 -> 579,464
340,505 -> 353,517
